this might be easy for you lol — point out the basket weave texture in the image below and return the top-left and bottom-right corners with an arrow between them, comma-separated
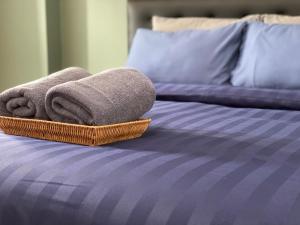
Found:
0,116 -> 151,146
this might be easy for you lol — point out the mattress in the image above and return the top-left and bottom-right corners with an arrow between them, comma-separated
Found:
1,84 -> 300,225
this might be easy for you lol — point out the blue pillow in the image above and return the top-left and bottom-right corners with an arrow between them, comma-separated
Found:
232,22 -> 300,89
127,23 -> 246,85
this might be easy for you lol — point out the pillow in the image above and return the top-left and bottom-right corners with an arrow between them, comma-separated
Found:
127,22 -> 246,85
152,15 -> 261,31
231,22 -> 300,89
262,14 -> 300,24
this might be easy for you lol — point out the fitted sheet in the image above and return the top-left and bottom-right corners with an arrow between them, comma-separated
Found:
1,84 -> 300,225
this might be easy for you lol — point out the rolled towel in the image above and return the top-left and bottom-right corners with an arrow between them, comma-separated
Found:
45,68 -> 156,125
0,67 -> 91,119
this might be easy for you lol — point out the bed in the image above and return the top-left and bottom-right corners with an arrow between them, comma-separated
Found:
2,0 -> 300,225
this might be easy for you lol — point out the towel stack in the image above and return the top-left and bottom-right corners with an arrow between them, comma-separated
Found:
0,67 -> 156,126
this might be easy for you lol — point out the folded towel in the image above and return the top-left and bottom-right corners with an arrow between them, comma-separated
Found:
0,67 -> 91,119
45,68 -> 156,125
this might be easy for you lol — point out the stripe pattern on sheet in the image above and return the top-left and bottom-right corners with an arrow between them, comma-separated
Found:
1,99 -> 300,225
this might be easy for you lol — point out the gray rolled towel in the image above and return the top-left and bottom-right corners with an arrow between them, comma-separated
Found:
45,68 -> 156,125
0,67 -> 91,119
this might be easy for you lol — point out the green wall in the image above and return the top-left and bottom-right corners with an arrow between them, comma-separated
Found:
46,0 -> 62,73
58,0 -> 128,73
0,0 -> 48,91
87,0 -> 128,73
60,0 -> 89,69
0,0 -> 128,91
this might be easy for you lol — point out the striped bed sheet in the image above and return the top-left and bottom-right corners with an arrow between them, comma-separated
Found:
1,84 -> 300,225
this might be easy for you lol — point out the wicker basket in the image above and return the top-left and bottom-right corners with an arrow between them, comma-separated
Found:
0,116 -> 151,146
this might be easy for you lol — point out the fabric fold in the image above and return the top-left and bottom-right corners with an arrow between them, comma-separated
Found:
45,68 -> 156,125
155,82 -> 300,110
0,67 -> 91,119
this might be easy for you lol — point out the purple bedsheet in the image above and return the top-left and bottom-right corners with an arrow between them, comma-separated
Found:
1,83 -> 300,225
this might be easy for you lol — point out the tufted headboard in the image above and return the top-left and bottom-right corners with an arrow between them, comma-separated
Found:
127,0 -> 300,45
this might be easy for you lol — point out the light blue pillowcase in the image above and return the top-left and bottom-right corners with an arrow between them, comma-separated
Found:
127,23 -> 246,85
232,22 -> 300,89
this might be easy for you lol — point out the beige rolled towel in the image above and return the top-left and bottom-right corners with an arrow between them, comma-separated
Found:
45,68 -> 156,125
0,67 -> 91,120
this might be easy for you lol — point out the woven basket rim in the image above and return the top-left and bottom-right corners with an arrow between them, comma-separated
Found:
0,116 -> 151,129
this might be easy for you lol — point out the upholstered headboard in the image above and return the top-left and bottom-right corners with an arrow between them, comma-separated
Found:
128,0 -> 300,44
